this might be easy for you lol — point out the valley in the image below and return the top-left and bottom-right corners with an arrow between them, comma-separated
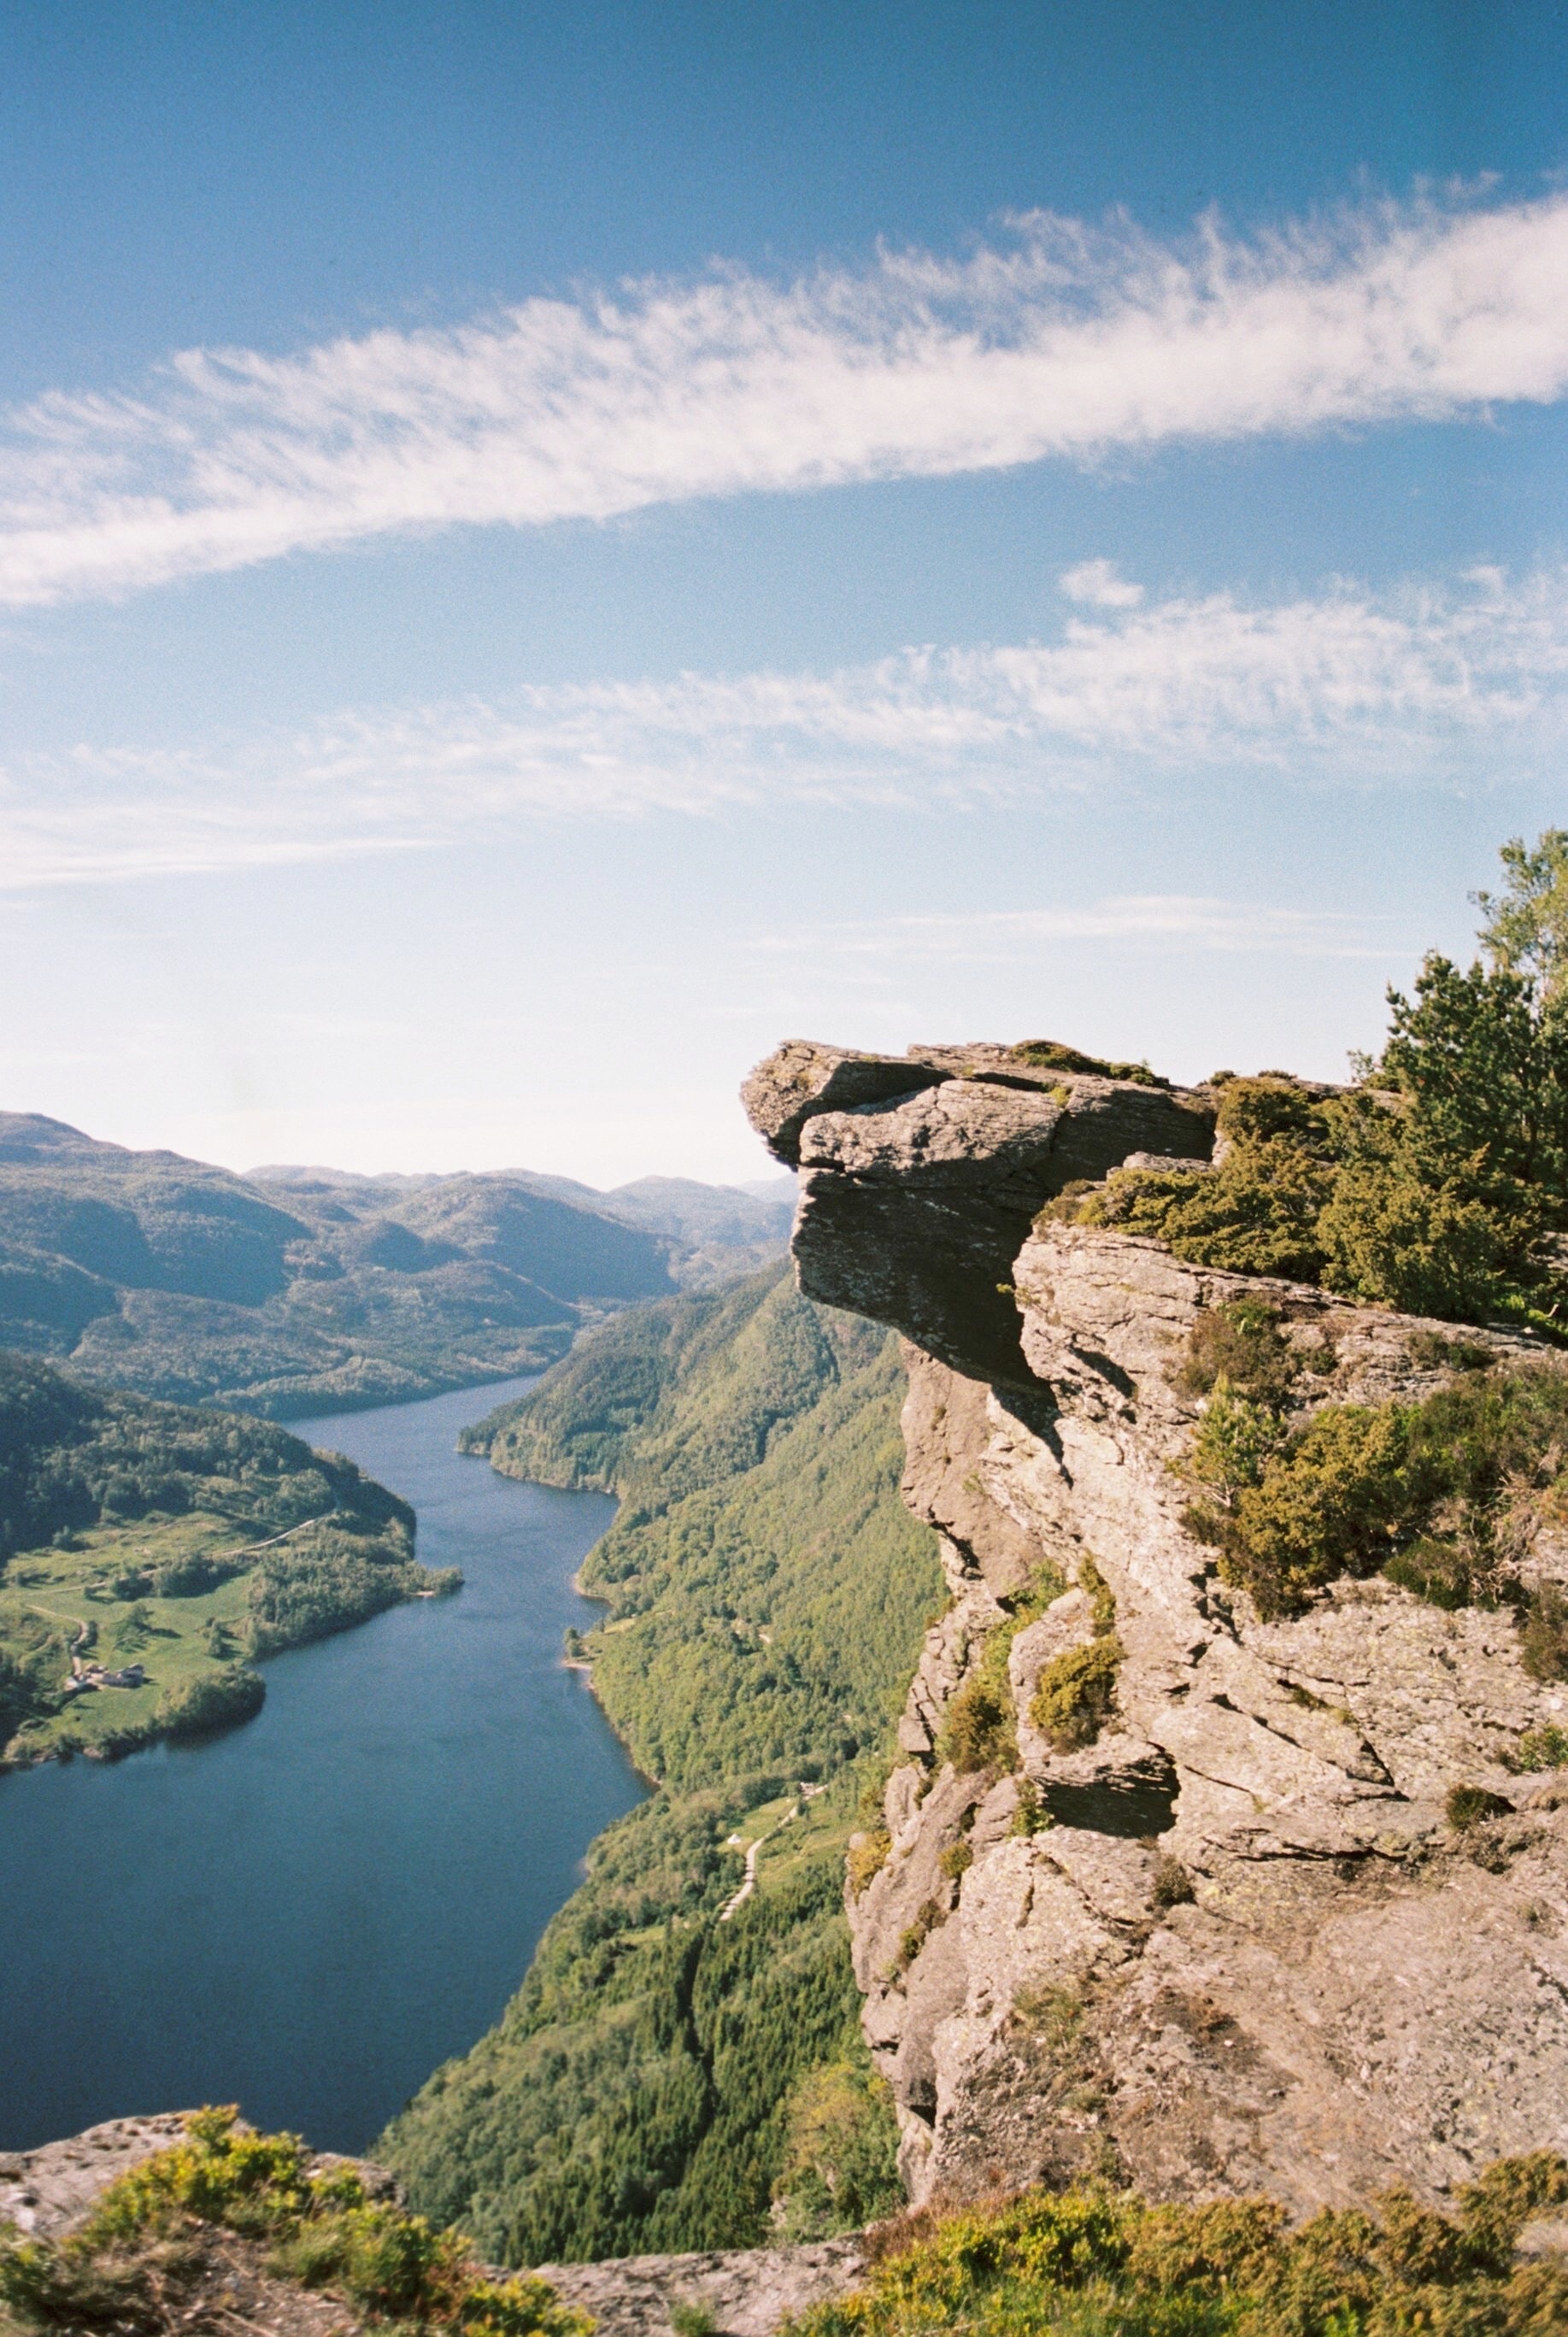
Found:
0,1375 -> 643,2156
380,1265 -> 942,2263
9,840 -> 1568,2331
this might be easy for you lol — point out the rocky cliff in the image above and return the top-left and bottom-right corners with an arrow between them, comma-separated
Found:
743,1039 -> 1568,2219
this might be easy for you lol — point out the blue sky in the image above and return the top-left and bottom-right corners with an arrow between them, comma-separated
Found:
3,1 -> 1567,1182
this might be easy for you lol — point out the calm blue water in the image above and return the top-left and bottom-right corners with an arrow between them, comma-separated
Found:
0,1377 -> 644,2155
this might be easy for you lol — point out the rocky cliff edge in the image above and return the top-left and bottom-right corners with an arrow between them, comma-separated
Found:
743,1038 -> 1568,2217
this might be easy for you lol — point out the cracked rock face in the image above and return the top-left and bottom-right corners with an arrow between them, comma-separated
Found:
743,1038 -> 1568,2217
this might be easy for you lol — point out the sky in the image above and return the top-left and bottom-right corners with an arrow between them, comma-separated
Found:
3,0 -> 1567,1186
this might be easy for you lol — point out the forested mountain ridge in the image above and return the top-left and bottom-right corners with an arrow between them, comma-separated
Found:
379,1268 -> 943,2263
0,1350 -> 451,1765
0,1112 -> 791,1418
463,1260 -> 858,1512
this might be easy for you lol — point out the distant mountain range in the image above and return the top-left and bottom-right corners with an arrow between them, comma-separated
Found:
0,1112 -> 794,1417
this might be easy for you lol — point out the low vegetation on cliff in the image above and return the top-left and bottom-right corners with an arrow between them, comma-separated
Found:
0,1353 -> 454,1764
0,2107 -> 585,2336
381,1267 -> 940,2263
788,2152 -> 1568,2337
1056,831 -> 1568,1339
1172,1292 -> 1568,1658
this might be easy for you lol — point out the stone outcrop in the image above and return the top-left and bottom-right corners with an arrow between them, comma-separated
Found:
744,1039 -> 1568,2218
537,2238 -> 867,2335
0,2114 -> 198,2239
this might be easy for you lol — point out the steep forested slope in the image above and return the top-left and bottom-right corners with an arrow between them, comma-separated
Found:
380,1269 -> 942,2264
0,1113 -> 789,1417
0,1352 -> 451,1764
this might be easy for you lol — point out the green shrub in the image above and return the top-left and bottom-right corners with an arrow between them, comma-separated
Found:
1076,1555 -> 1117,1637
1521,1585 -> 1568,1682
1010,1778 -> 1053,1835
1009,1040 -> 1168,1089
1186,1385 -> 1289,1502
1183,1359 -> 1568,1623
1190,1405 -> 1417,1616
1510,1723 -> 1568,1771
938,1565 -> 1069,1777
668,2305 -> 717,2337
1382,1540 -> 1478,1609
848,1827 -> 892,1896
896,1900 -> 945,1972
1317,1117 -> 1542,1327
1176,1298 -> 1300,1407
1150,1854 -> 1195,1911
788,2152 -> 1568,2337
0,2228 -> 208,2333
0,2107 -> 590,2337
1030,1636 -> 1123,1753
1036,840 -> 1568,1337
1071,1077 -> 1337,1283
1407,1328 -> 1497,1371
1447,1784 -> 1513,1831
939,1665 -> 1016,1775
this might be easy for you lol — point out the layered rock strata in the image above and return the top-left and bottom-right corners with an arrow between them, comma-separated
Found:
744,1040 -> 1568,2217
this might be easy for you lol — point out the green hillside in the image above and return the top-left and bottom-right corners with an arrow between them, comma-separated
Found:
0,1114 -> 788,1418
0,1351 -> 454,1765
380,1267 -> 942,2264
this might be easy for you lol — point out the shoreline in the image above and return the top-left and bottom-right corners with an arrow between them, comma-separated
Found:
1,1569 -> 458,1780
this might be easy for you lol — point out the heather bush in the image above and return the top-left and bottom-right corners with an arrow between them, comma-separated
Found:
786,2151 -> 1568,2337
0,2107 -> 588,2335
1030,1636 -> 1123,1753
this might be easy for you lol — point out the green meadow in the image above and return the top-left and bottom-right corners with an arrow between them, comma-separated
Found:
0,1351 -> 455,1766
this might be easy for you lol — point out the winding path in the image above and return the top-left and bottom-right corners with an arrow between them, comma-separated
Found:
717,1783 -> 825,1922
718,1835 -> 764,1923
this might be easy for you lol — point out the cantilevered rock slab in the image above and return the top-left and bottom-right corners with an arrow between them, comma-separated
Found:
743,1043 -> 1213,1385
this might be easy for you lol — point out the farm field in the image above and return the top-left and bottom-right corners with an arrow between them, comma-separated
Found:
0,1352 -> 455,1767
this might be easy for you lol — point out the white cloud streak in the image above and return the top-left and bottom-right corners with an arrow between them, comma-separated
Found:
1060,559 -> 1144,608
3,566 -> 1565,888
4,191 -> 1568,606
749,897 -> 1405,969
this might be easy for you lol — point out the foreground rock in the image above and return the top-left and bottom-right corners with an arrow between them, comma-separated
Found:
0,2115 -> 866,2336
536,2239 -> 866,2335
744,1038 -> 1568,2217
0,2115 -> 197,2240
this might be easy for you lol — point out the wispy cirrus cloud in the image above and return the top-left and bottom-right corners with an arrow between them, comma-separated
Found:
750,896 -> 1404,965
4,190 -> 1568,607
3,564 -> 1565,887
